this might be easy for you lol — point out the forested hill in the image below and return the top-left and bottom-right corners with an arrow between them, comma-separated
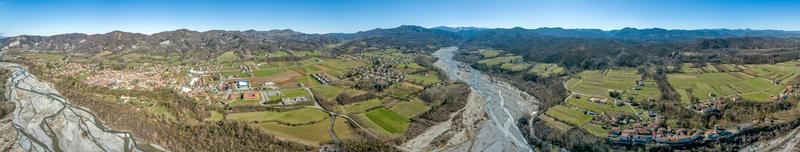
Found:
3,26 -> 800,67
457,27 -> 800,70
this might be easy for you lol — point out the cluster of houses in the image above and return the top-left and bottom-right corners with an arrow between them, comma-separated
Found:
608,122 -> 733,146
312,73 -> 332,84
239,65 -> 253,73
348,58 -> 406,89
770,85 -> 800,101
587,96 -> 627,107
692,99 -> 726,114
84,66 -> 180,90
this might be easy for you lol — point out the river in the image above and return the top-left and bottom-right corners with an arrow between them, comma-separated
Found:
432,47 -> 540,152
0,62 -> 152,152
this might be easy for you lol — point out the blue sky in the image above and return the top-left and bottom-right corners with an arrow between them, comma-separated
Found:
2,0 -> 800,36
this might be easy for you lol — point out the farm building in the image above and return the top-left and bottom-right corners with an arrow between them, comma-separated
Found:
235,80 -> 250,89
243,92 -> 259,100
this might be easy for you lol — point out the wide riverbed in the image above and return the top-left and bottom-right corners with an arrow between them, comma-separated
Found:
1,62 -> 150,151
433,47 -> 540,152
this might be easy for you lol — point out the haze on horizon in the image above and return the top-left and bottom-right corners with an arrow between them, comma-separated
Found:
2,0 -> 800,36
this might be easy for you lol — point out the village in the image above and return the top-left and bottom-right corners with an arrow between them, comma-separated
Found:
540,64 -> 800,147
13,50 -> 443,147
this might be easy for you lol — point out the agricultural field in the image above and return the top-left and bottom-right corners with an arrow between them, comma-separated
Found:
669,61 -> 800,102
478,49 -> 502,58
228,98 -> 261,106
477,55 -> 522,66
543,105 -> 592,126
255,117 -> 356,145
335,98 -> 383,114
385,82 -> 422,99
565,68 -> 661,102
405,73 -> 440,86
529,63 -> 567,78
388,98 -> 430,118
312,85 -> 343,100
227,107 -> 328,124
565,96 -> 640,116
364,108 -> 410,134
583,123 -> 609,137
215,51 -> 239,63
539,114 -> 573,131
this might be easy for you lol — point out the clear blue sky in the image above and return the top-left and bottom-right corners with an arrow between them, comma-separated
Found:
2,0 -> 800,36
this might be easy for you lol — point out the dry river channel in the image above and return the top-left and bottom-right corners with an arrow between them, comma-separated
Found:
0,62 -> 158,152
431,47 -> 540,152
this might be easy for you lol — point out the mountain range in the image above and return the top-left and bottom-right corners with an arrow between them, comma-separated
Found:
3,25 -> 800,67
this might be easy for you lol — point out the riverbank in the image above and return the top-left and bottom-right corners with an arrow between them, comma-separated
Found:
1,62 -> 148,151
428,47 -> 540,152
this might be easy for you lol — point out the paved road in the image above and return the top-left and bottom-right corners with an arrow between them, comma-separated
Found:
432,47 -> 539,152
1,62 -> 152,152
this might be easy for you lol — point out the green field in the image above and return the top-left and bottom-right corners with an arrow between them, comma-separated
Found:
227,107 -> 327,124
405,74 -> 440,86
337,99 -> 383,114
582,123 -> 609,137
478,56 -> 522,66
265,51 -> 292,58
312,85 -> 343,100
386,83 -> 420,99
668,61 -> 800,102
216,51 -> 239,63
566,68 -> 661,102
539,115 -> 573,131
529,63 -> 567,77
364,108 -> 410,134
478,49 -> 501,58
297,76 -> 322,87
544,105 -> 593,126
565,97 -> 639,115
389,99 -> 430,118
255,116 -> 355,146
253,68 -> 290,77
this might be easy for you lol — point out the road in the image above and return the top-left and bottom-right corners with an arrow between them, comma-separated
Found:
1,62 -> 153,152
431,47 -> 539,152
304,87 -> 380,142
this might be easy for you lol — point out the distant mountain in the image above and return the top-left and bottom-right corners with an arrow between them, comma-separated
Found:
461,27 -> 800,69
332,25 -> 461,53
431,26 -> 490,32
0,25 -> 462,56
3,25 -> 800,61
